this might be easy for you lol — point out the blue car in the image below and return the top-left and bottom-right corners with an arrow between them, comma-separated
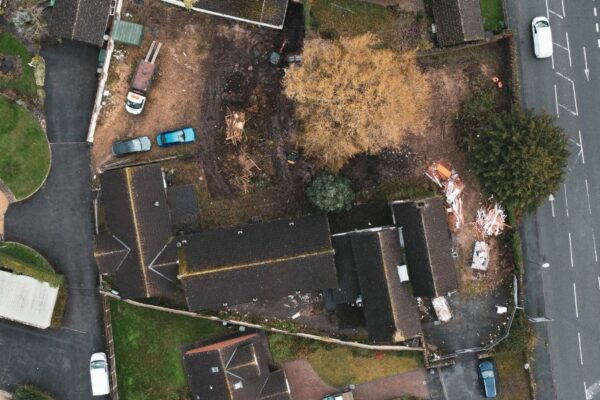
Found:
156,127 -> 196,147
478,360 -> 498,398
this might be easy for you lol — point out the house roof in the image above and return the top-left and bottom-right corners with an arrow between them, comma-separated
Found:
167,184 -> 199,233
335,229 -> 421,343
0,270 -> 59,329
432,0 -> 485,46
46,0 -> 111,46
93,232 -> 129,275
178,214 -> 338,310
391,198 -> 458,298
95,165 -> 177,299
181,332 -> 293,400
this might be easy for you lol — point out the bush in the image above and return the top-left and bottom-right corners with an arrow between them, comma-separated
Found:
14,385 -> 54,400
307,172 -> 354,213
457,89 -> 569,211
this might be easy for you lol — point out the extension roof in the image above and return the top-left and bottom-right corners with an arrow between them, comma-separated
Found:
178,214 -> 338,311
46,0 -> 111,46
391,198 -> 458,298
95,165 -> 178,299
332,229 -> 421,343
181,332 -> 292,400
432,0 -> 485,46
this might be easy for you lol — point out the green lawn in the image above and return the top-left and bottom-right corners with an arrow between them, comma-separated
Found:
0,96 -> 50,200
0,242 -> 62,287
480,0 -> 504,32
0,32 -> 37,97
110,299 -> 229,400
268,333 -> 422,387
495,351 -> 532,399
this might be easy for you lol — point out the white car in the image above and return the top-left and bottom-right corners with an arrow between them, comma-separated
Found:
532,16 -> 553,58
90,352 -> 110,396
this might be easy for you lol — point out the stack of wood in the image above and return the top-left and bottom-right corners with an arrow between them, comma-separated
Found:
475,203 -> 508,238
425,160 -> 465,231
225,109 -> 246,145
234,153 -> 260,193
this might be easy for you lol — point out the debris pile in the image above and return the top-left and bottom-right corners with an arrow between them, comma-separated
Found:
225,109 -> 246,145
470,241 -> 490,271
234,153 -> 260,193
475,203 -> 508,238
425,160 -> 465,231
432,296 -> 452,323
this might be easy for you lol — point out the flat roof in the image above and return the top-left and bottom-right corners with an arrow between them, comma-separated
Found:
0,270 -> 59,329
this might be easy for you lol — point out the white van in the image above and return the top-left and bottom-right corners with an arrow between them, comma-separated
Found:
90,352 -> 110,396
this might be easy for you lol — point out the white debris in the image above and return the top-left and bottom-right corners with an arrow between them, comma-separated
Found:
432,296 -> 452,323
476,203 -> 507,237
471,241 -> 490,271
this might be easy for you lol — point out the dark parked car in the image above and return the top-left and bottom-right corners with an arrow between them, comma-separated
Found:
111,136 -> 152,156
478,360 -> 498,398
156,127 -> 196,147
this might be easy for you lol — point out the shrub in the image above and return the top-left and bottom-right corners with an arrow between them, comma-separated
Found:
307,172 -> 354,213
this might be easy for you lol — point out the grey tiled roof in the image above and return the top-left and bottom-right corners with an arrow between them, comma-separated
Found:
432,0 -> 485,46
96,164 -> 177,299
178,214 -> 338,311
46,0 -> 111,46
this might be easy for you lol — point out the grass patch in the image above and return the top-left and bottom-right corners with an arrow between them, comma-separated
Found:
268,333 -> 422,387
0,242 -> 62,287
0,96 -> 50,200
110,299 -> 229,400
480,0 -> 504,32
494,311 -> 532,353
310,0 -> 395,38
0,32 -> 37,97
495,351 -> 532,399
14,385 -> 55,400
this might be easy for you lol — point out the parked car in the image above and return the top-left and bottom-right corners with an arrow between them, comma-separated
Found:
111,136 -> 152,156
90,352 -> 110,396
156,127 -> 196,147
532,16 -> 553,58
478,360 -> 498,398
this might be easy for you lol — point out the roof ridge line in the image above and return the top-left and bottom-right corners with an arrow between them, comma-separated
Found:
178,248 -> 335,279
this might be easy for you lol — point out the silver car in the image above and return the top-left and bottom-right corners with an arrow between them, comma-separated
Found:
111,136 -> 152,156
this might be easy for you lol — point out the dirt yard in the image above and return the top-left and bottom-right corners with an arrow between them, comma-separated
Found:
95,0 -> 515,297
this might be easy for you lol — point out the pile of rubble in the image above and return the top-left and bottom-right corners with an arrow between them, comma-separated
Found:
225,109 -> 247,145
475,203 -> 508,238
425,160 -> 464,231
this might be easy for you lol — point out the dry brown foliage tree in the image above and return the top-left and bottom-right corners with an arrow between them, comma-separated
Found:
284,34 -> 431,171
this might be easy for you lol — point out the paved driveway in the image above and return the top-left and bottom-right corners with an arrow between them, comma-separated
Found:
0,40 -> 105,400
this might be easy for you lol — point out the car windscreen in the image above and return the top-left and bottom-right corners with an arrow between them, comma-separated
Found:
482,370 -> 495,379
536,20 -> 550,28
126,99 -> 143,109
91,360 -> 106,369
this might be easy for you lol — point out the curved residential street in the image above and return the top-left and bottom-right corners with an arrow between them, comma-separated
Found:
0,40 -> 105,399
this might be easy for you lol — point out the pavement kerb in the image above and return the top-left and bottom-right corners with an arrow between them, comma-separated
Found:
100,290 -> 424,353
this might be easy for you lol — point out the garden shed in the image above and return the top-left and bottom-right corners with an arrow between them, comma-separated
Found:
111,20 -> 145,46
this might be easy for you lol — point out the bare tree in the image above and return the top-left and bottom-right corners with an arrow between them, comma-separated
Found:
284,34 -> 431,171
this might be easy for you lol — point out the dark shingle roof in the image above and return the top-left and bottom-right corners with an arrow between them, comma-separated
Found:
184,0 -> 289,29
391,198 -> 458,297
167,184 -> 199,233
432,0 -> 485,46
96,165 -> 177,299
46,0 -> 111,46
94,232 -> 129,274
178,214 -> 338,311
349,229 -> 422,343
181,332 -> 292,400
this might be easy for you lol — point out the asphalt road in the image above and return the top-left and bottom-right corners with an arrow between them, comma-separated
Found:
0,40 -> 105,399
506,1 -> 600,399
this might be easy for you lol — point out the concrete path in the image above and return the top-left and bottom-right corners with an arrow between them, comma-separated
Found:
282,360 -> 336,400
0,40 -> 105,400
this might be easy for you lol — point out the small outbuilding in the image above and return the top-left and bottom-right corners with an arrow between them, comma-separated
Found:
46,0 -> 112,46
432,0 -> 485,47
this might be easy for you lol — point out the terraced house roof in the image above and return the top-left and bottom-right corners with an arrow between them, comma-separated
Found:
95,164 -> 178,299
178,214 -> 338,310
